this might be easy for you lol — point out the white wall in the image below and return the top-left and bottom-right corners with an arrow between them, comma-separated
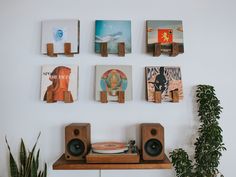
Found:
0,0 -> 235,176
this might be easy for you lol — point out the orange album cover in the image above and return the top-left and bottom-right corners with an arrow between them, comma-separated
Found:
41,65 -> 78,102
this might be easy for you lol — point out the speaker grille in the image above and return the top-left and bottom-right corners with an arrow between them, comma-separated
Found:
144,138 -> 163,157
67,139 -> 85,156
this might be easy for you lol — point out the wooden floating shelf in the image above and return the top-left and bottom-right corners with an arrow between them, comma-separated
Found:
53,154 -> 172,170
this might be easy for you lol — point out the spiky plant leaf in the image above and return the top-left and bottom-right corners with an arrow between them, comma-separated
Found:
5,137 -> 19,177
43,163 -> 47,177
20,139 -> 27,176
36,149 -> 40,170
30,157 -> 37,177
9,152 -> 19,177
37,171 -> 41,177
31,133 -> 41,156
6,133 -> 47,177
25,133 -> 41,177
24,151 -> 33,177
20,139 -> 27,167
19,165 -> 23,177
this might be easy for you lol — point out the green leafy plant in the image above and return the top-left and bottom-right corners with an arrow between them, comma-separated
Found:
5,133 -> 47,177
170,85 -> 226,177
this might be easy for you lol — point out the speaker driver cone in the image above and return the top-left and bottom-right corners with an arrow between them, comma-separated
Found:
144,138 -> 162,156
67,139 -> 85,156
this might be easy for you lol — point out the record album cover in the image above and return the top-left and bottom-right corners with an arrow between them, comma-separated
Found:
146,20 -> 184,54
145,66 -> 183,102
41,65 -> 78,102
95,20 -> 131,54
41,20 -> 80,54
95,65 -> 132,101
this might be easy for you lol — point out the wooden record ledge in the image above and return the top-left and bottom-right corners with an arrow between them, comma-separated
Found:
53,154 -> 172,170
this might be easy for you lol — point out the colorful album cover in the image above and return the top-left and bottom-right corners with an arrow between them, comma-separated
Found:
41,20 -> 80,54
41,65 -> 78,101
95,20 -> 131,54
145,66 -> 183,102
95,65 -> 132,101
146,20 -> 184,54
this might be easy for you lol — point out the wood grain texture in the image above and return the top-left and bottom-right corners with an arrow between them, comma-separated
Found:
171,89 -> 179,103
65,124 -> 91,160
118,42 -> 125,57
100,91 -> 108,103
64,43 -> 74,57
118,91 -> 125,103
170,42 -> 179,57
46,91 -> 56,103
86,150 -> 140,164
154,91 -> 162,103
153,43 -> 161,57
100,43 -> 108,57
141,123 -> 165,160
53,154 -> 171,170
46,43 -> 57,57
64,91 -> 73,103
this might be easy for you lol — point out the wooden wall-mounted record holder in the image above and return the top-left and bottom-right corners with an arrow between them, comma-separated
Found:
117,91 -> 125,103
154,91 -> 162,103
100,42 -> 108,57
171,89 -> 179,103
63,91 -> 74,103
64,43 -> 74,57
118,42 -> 125,57
100,91 -> 108,103
153,43 -> 161,57
44,91 -> 73,103
47,43 -> 57,57
170,42 -> 179,57
45,91 -> 56,103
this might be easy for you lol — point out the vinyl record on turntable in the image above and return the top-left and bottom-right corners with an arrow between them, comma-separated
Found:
92,142 -> 128,154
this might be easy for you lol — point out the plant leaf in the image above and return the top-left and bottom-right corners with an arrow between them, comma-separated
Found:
5,137 -> 19,177
9,152 -> 19,177
43,163 -> 47,177
37,171 -> 41,177
25,133 -> 41,177
36,149 -> 40,170
31,157 -> 37,177
20,139 -> 27,166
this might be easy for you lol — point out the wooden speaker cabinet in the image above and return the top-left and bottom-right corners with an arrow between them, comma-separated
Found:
65,123 -> 91,160
141,123 -> 164,161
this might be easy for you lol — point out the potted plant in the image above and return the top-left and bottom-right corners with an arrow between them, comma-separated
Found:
5,133 -> 47,177
170,85 -> 226,177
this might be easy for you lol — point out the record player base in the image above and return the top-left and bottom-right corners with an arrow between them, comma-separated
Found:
53,154 -> 172,170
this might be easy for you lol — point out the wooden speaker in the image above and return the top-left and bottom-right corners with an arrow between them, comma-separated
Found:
65,123 -> 91,160
141,123 -> 164,161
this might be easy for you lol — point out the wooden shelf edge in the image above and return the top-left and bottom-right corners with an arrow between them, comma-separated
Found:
53,154 -> 172,170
